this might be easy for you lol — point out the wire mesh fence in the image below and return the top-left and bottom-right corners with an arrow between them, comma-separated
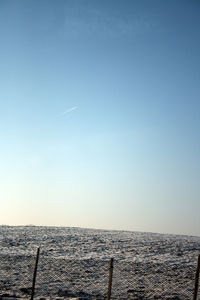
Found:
36,256 -> 109,298
112,260 -> 197,299
0,250 -> 199,299
0,254 -> 35,297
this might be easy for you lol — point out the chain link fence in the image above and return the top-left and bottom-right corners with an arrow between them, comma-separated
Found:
0,250 -> 199,299
0,254 -> 35,298
112,260 -> 197,299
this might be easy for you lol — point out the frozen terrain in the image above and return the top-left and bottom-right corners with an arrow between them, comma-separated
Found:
0,226 -> 199,299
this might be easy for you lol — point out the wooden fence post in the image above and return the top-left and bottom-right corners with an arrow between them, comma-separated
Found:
107,258 -> 114,300
193,254 -> 200,300
30,247 -> 40,300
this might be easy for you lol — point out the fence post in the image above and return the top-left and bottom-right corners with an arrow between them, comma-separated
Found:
30,247 -> 40,300
107,258 -> 114,300
193,254 -> 200,300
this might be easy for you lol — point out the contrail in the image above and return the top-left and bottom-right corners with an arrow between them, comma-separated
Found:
59,106 -> 78,116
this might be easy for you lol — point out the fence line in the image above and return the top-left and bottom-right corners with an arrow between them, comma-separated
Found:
30,247 -> 40,300
0,248 -> 199,299
107,258 -> 114,300
193,254 -> 200,300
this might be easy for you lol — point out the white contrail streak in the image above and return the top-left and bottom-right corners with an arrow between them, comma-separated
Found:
59,106 -> 78,116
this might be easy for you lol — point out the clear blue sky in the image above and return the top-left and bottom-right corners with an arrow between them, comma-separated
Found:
0,0 -> 200,236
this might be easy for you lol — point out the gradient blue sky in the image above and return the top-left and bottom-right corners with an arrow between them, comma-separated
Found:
0,0 -> 200,236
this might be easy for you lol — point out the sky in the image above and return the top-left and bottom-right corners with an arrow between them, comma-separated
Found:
0,0 -> 200,236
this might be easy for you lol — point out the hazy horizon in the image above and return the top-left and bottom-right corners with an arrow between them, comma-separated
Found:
1,0 -> 200,236
0,223 -> 199,238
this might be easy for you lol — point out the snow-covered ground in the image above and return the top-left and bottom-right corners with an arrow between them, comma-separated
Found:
0,226 -> 199,299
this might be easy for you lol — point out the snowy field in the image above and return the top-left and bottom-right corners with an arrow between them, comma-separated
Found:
0,226 -> 200,299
